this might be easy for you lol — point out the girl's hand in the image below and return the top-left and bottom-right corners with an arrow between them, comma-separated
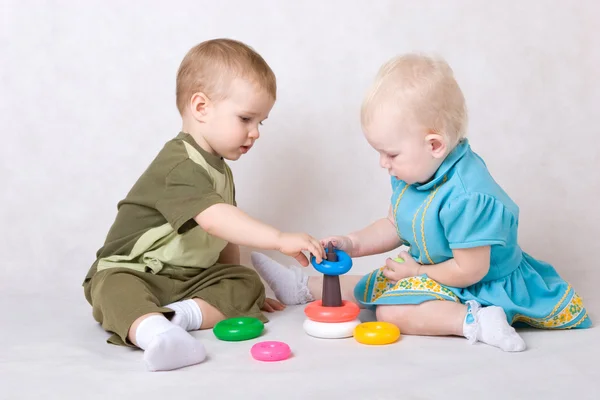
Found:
382,251 -> 421,283
319,236 -> 355,257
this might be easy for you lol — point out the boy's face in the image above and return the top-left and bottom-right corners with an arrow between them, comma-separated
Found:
363,107 -> 445,185
203,78 -> 274,160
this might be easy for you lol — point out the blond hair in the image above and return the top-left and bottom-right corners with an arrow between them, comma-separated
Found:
361,53 -> 467,146
176,38 -> 277,115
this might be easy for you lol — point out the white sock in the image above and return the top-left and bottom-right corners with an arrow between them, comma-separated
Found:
251,252 -> 314,305
135,315 -> 207,371
463,301 -> 526,352
165,299 -> 203,331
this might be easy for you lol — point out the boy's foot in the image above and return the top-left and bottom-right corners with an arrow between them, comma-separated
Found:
136,315 -> 206,371
251,252 -> 314,305
463,301 -> 526,352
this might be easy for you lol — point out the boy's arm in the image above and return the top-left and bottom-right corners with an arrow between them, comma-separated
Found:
347,206 -> 403,257
194,203 -> 324,265
194,203 -> 281,249
217,242 -> 240,265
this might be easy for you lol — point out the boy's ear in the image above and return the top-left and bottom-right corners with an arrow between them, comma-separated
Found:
425,130 -> 448,159
189,92 -> 211,122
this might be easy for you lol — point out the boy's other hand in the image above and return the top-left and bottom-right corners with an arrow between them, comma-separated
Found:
261,297 -> 285,313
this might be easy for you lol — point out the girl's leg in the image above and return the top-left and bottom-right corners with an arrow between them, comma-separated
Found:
376,300 -> 466,336
376,300 -> 526,352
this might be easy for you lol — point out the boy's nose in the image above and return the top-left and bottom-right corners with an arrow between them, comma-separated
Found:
249,128 -> 260,139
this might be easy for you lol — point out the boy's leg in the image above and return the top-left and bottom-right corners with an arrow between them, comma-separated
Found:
251,251 -> 362,305
168,263 -> 267,328
87,268 -> 207,371
375,300 -> 526,352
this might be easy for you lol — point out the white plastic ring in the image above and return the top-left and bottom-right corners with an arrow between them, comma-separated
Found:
303,318 -> 361,339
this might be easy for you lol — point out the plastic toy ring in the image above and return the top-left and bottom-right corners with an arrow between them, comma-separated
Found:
250,341 -> 291,362
304,300 -> 360,323
310,248 -> 352,275
303,318 -> 360,339
213,317 -> 264,341
353,321 -> 400,345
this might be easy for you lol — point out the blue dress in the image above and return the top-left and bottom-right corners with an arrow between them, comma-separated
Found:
355,139 -> 591,329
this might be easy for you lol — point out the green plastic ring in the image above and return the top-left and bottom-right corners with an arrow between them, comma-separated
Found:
213,317 -> 264,341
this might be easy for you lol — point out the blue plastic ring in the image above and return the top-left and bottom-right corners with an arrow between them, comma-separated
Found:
310,248 -> 352,275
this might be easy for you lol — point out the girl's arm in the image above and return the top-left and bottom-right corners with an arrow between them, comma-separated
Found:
349,206 -> 403,257
385,246 -> 491,288
322,206 -> 403,257
420,246 -> 491,287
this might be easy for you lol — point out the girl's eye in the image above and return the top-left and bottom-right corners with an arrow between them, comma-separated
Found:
239,116 -> 251,122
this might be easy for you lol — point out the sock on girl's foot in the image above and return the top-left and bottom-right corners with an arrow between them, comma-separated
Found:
463,301 -> 526,352
251,252 -> 314,305
135,315 -> 206,371
165,299 -> 203,331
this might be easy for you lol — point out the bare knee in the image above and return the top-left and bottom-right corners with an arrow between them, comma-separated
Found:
375,305 -> 423,333
376,305 -> 410,325
192,298 -> 226,329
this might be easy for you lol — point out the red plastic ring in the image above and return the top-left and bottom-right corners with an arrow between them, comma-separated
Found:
304,300 -> 360,323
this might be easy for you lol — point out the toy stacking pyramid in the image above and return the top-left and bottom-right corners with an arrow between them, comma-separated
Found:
303,242 -> 361,338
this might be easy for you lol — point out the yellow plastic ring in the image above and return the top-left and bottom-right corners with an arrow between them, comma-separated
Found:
353,321 -> 400,345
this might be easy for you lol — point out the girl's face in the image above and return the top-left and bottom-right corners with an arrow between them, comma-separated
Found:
363,108 -> 447,185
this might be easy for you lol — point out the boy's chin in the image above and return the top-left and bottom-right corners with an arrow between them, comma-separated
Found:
222,151 -> 243,161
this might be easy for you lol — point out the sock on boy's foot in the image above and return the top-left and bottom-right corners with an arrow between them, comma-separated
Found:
463,300 -> 526,352
251,252 -> 314,305
165,299 -> 203,331
135,315 -> 206,371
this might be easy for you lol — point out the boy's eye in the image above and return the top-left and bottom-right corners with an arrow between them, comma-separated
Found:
239,116 -> 265,126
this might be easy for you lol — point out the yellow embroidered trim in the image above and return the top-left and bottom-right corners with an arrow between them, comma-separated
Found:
411,202 -> 425,263
420,176 -> 447,265
549,285 -> 572,317
571,312 -> 589,329
373,275 -> 460,302
393,184 -> 409,241
379,292 -> 448,301
362,270 -> 377,303
512,291 -> 585,329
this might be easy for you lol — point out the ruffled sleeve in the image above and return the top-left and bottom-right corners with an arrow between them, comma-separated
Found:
439,193 -> 516,249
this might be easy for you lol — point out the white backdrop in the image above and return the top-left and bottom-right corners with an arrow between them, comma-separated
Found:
1,0 -> 599,306
2,2 -> 600,398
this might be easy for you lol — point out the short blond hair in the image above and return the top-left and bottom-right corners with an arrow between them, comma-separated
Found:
361,53 -> 467,146
176,38 -> 277,115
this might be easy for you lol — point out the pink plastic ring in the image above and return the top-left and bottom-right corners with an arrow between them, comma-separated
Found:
250,341 -> 291,362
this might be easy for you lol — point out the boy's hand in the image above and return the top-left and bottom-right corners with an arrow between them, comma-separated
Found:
320,236 -> 355,257
261,297 -> 286,313
278,232 -> 325,266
